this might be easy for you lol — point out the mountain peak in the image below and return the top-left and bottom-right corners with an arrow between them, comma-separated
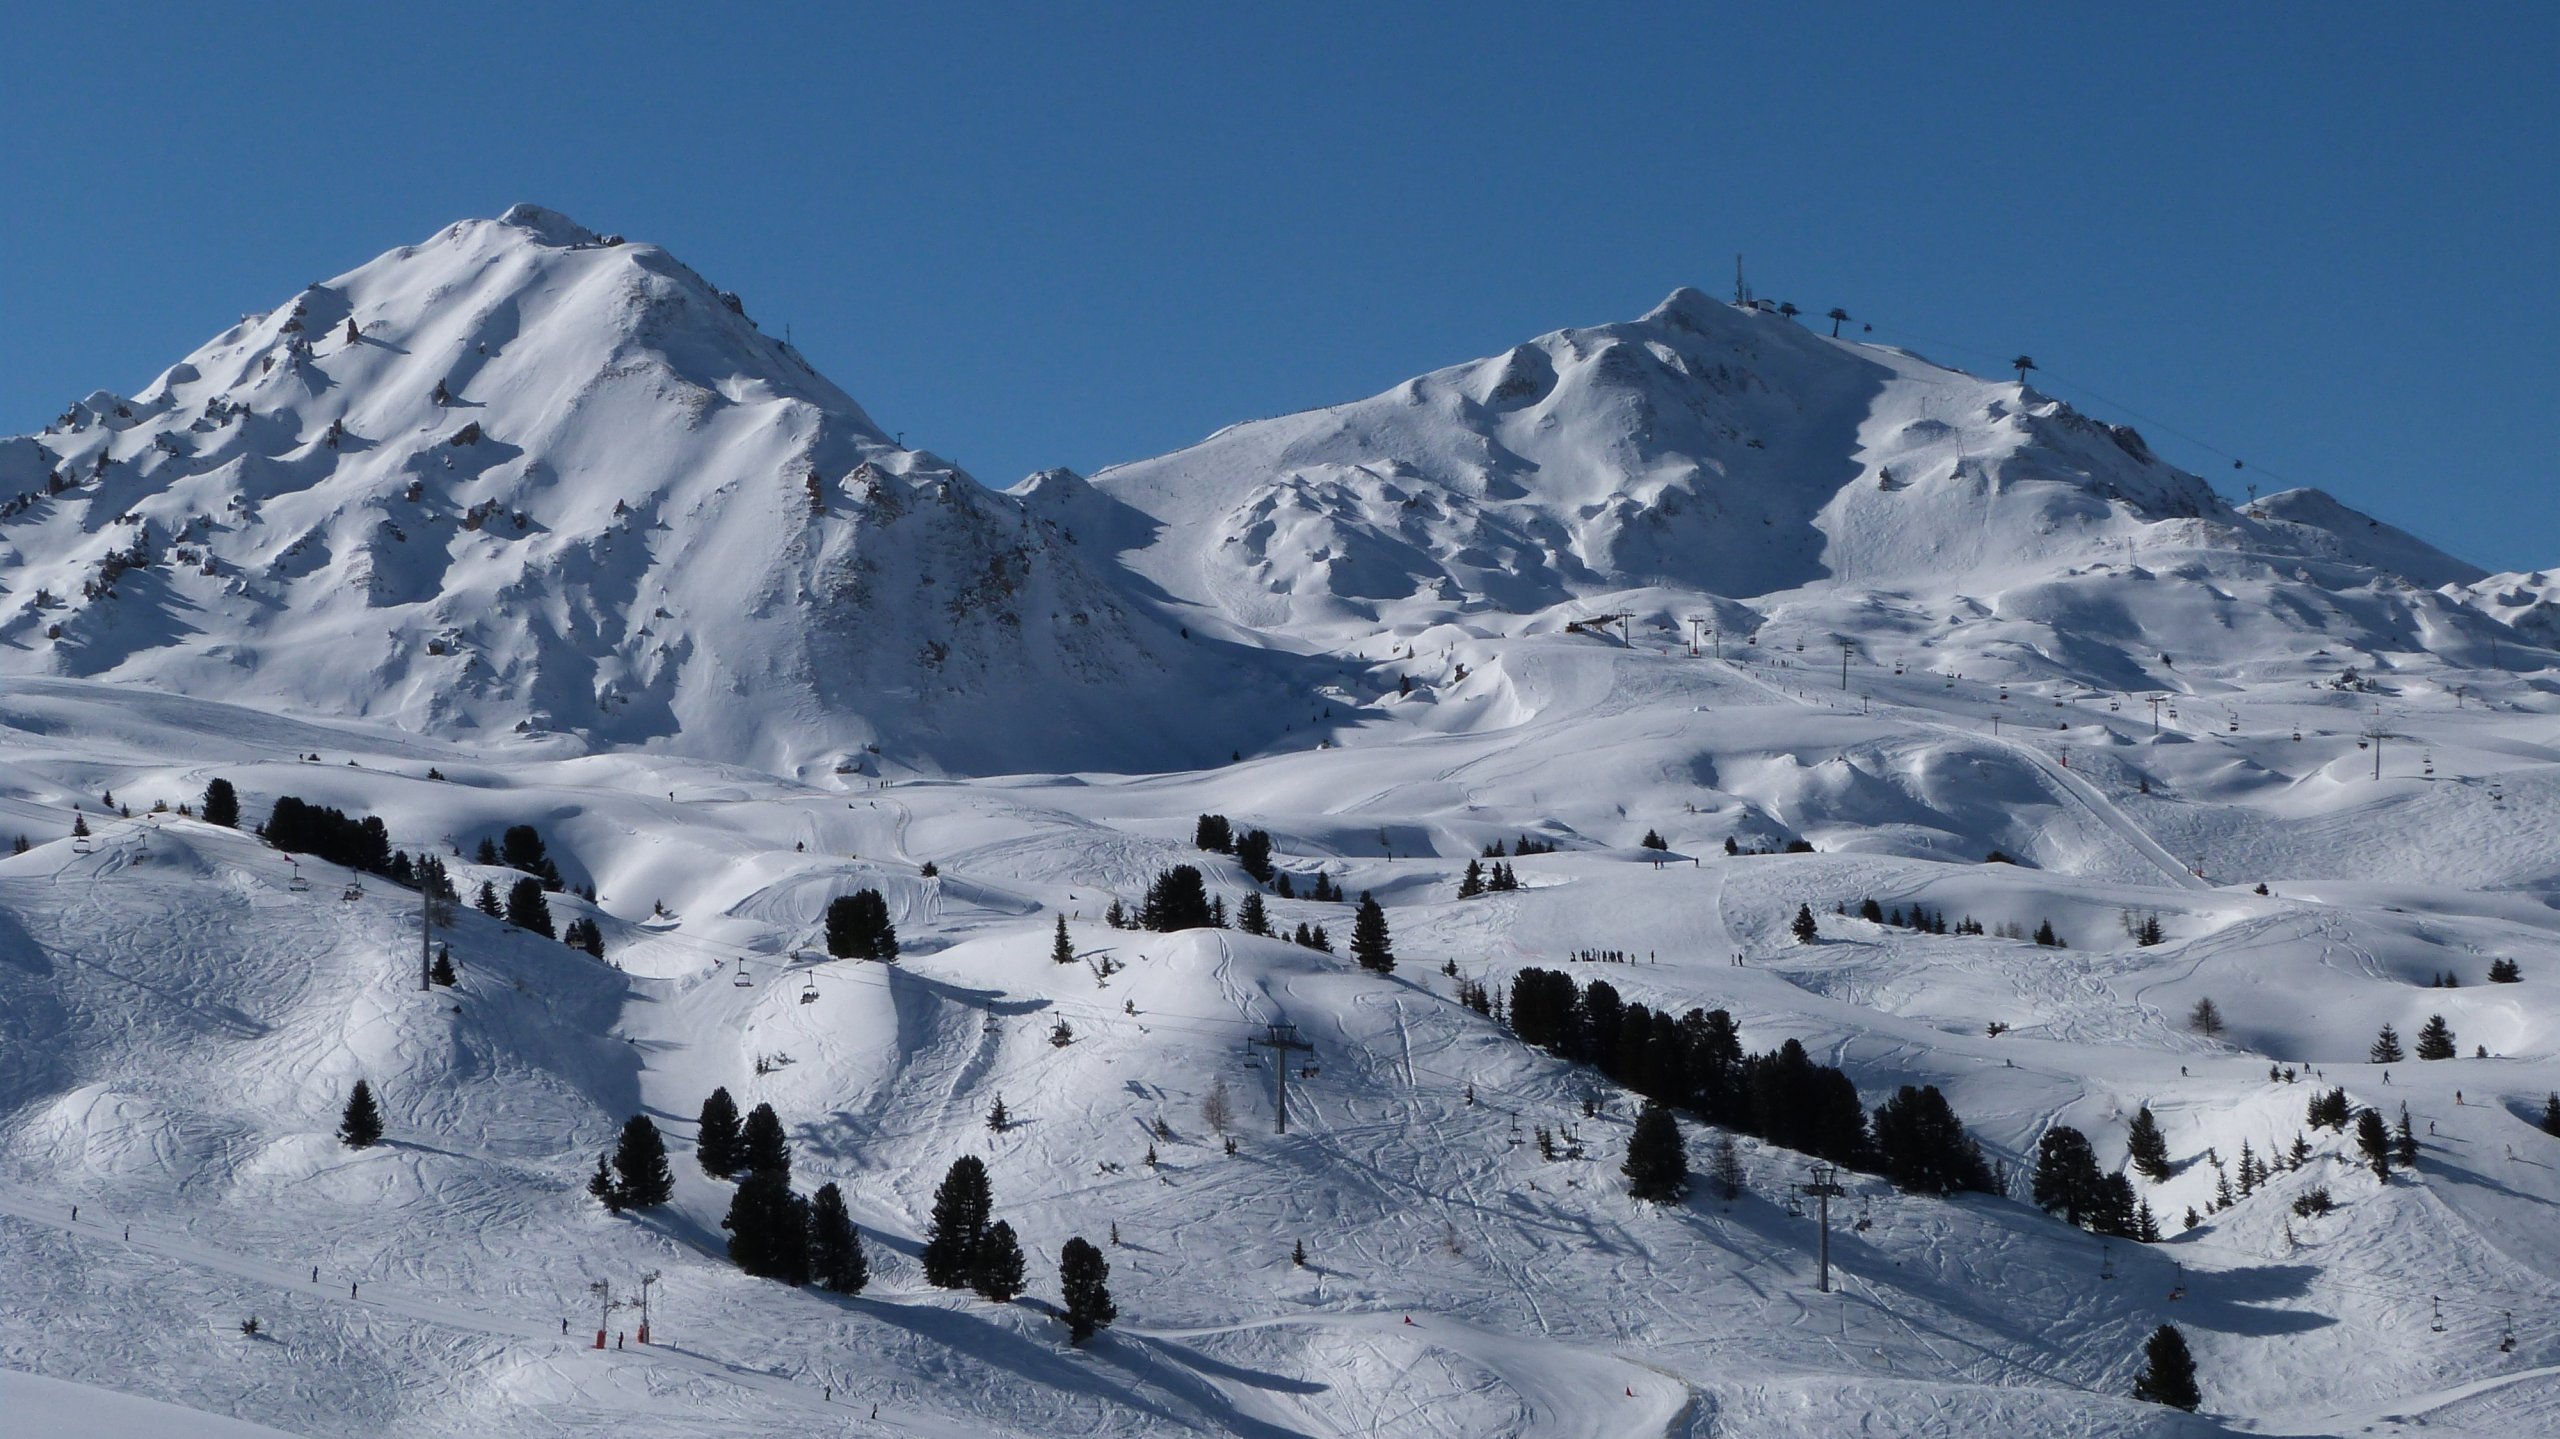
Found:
493,203 -> 601,247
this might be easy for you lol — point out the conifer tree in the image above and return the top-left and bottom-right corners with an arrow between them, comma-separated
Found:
987,1094 -> 1010,1132
505,877 -> 555,938
1457,859 -> 1485,899
973,1219 -> 1026,1302
1870,1085 -> 1994,1195
1791,904 -> 1819,944
476,881 -> 503,918
825,889 -> 898,960
1138,866 -> 1216,931
429,946 -> 458,986
1236,890 -> 1270,936
740,1102 -> 790,1180
71,811 -> 88,838
697,1088 -> 744,1178
807,1182 -> 867,1294
2356,1107 -> 2392,1179
1235,828 -> 1274,883
2033,919 -> 2060,947
338,1080 -> 384,1149
1640,829 -> 1668,851
2189,997 -> 2225,1037
611,1116 -> 674,1208
1192,814 -> 1233,852
2541,1093 -> 2560,1138
921,1156 -> 993,1287
2032,1127 -> 2105,1225
587,1152 -> 621,1212
2414,1014 -> 2457,1060
1059,1236 -> 1116,1343
2127,1106 -> 2172,1182
2393,1105 -> 2419,1169
722,1171 -> 810,1284
1051,915 -> 1076,963
1622,1102 -> 1688,1202
2131,1324 -> 2202,1411
2488,958 -> 2522,983
1350,892 -> 1394,973
2370,1024 -> 2403,1064
201,778 -> 239,829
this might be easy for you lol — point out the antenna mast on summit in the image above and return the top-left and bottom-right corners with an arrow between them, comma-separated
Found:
1734,255 -> 1751,307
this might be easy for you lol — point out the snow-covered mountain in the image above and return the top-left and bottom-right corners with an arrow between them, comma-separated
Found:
0,207 -> 1289,778
11,212 -> 2560,1439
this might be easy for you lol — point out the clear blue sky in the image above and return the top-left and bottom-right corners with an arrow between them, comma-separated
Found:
5,3 -> 2552,568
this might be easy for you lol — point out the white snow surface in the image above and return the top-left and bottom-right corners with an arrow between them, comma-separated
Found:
3,210 -> 2560,1438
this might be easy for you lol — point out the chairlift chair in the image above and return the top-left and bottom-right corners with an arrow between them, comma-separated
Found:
287,864 -> 310,892
72,836 -> 93,855
342,883 -> 363,901
734,960 -> 753,988
799,974 -> 819,1005
2109,700 -> 2121,712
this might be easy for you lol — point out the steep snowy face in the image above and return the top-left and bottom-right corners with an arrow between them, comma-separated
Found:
1089,288 -> 2232,630
2450,569 -> 2560,646
0,208 -> 1229,776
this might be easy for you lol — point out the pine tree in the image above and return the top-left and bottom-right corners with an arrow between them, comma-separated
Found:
505,877 -> 555,938
587,1151 -> 621,1212
1640,829 -> 1668,851
1791,904 -> 1819,944
2131,1324 -> 2202,1411
825,889 -> 898,960
1236,891 -> 1270,936
973,1219 -> 1026,1302
1235,828 -> 1274,883
2393,1105 -> 2419,1169
71,811 -> 88,838
338,1080 -> 384,1149
1059,1236 -> 1116,1344
2414,1014 -> 2457,1060
1457,860 -> 1485,899
722,1170 -> 811,1284
1291,1238 -> 1307,1267
921,1156 -> 993,1287
2127,1106 -> 2172,1182
740,1102 -> 790,1180
2033,918 -> 2060,947
807,1182 -> 867,1294
429,946 -> 458,986
2489,958 -> 2523,983
1622,1102 -> 1688,1202
987,1094 -> 1010,1132
697,1088 -> 744,1178
1350,892 -> 1394,972
609,1116 -> 674,1207
2032,1127 -> 2105,1225
201,778 -> 239,829
476,881 -> 503,918
1192,814 -> 1233,852
2541,1093 -> 2560,1138
1869,1085 -> 1994,1195
1051,914 -> 1076,964
2136,914 -> 2165,946
2370,1024 -> 2403,1064
1138,866 -> 1216,931
2189,998 -> 2225,1038
2356,1108 -> 2392,1180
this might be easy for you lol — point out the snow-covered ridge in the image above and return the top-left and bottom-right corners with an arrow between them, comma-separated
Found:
0,208 -> 1285,778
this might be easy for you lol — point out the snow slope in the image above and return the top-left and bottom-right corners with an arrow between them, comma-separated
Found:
0,207 -> 1291,778
5,212 -> 2560,1437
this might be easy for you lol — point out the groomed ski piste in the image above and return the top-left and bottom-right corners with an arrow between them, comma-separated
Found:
5,209 -> 2560,1437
